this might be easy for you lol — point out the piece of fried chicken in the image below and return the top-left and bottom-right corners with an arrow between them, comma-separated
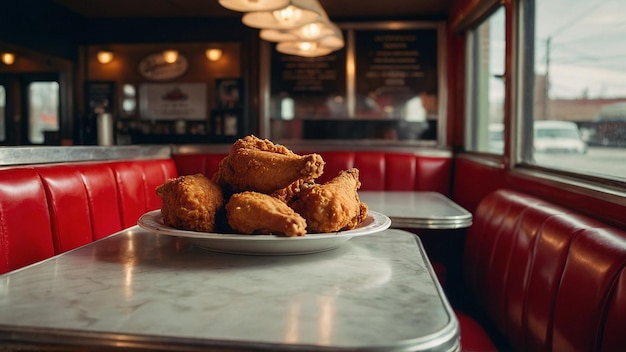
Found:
156,174 -> 225,233
226,191 -> 307,237
213,135 -> 325,194
291,168 -> 368,233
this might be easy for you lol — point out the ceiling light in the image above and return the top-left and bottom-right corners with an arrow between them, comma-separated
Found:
218,0 -> 289,12
1,52 -> 15,65
205,48 -> 223,61
263,21 -> 345,55
259,28 -> 298,42
163,50 -> 178,64
276,41 -> 333,57
97,51 -> 113,64
242,0 -> 322,29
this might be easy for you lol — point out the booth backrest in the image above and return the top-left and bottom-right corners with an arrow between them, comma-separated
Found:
464,189 -> 626,351
0,159 -> 177,274
172,150 -> 453,195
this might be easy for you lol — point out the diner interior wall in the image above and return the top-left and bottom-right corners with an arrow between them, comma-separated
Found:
86,42 -> 242,112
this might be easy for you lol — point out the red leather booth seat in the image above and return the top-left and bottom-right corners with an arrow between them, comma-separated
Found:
172,151 -> 452,195
460,189 -> 626,352
0,159 -> 177,274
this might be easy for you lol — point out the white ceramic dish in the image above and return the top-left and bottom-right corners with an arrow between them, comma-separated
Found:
137,210 -> 391,255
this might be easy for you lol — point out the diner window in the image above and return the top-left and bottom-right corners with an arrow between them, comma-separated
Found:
0,85 -> 5,141
465,6 -> 506,154
122,83 -> 137,116
519,0 -> 626,182
28,81 -> 59,144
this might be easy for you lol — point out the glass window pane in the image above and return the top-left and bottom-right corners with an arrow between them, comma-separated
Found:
465,6 -> 506,154
524,0 -> 626,181
0,85 -> 5,141
28,82 -> 59,144
122,83 -> 137,115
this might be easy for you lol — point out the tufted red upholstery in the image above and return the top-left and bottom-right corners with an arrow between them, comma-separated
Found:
462,189 -> 626,352
0,159 -> 177,274
0,168 -> 55,273
172,153 -> 226,180
172,151 -> 452,195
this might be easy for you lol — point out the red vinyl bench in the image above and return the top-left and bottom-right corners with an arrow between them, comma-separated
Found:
172,150 -> 453,195
458,189 -> 626,351
0,158 -> 177,274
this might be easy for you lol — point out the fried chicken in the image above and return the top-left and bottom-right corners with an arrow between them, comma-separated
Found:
291,168 -> 368,233
226,191 -> 307,237
213,135 -> 325,194
270,179 -> 313,205
156,174 -> 225,233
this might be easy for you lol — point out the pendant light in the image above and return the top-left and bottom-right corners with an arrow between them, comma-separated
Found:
276,41 -> 332,57
218,0 -> 289,12
242,0 -> 323,30
267,20 -> 344,57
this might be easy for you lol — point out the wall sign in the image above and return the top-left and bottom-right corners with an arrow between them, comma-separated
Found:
139,83 -> 207,120
266,22 -> 443,142
138,53 -> 189,81
270,44 -> 347,118
354,28 -> 438,117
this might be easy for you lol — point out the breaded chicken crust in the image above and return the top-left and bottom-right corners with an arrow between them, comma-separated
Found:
291,168 -> 368,233
213,135 -> 325,194
226,191 -> 307,237
156,174 -> 225,233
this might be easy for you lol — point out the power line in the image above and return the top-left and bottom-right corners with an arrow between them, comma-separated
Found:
550,0 -> 612,38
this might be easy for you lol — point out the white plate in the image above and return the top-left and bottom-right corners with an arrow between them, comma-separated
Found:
137,210 -> 391,255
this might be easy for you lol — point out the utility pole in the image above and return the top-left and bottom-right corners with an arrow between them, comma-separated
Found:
543,36 -> 551,120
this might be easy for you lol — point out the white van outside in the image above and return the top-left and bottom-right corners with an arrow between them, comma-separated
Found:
534,120 -> 587,154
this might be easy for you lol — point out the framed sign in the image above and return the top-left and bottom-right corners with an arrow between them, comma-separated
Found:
269,44 -> 347,119
138,53 -> 189,81
265,21 -> 444,143
354,28 -> 438,118
216,78 -> 243,109
139,83 -> 207,120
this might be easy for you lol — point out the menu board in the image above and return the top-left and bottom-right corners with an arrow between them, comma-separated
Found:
354,29 -> 438,118
267,23 -> 442,141
270,45 -> 347,118
271,48 -> 346,94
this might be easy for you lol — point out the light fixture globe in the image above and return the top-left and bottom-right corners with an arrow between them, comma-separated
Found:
1,52 -> 16,65
97,51 -> 113,64
276,41 -> 333,57
163,50 -> 179,64
218,0 -> 290,12
205,48 -> 223,61
260,28 -> 298,42
242,0 -> 323,29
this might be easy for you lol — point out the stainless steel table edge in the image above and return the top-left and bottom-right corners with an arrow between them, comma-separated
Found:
390,217 -> 473,230
402,235 -> 461,352
0,228 -> 461,352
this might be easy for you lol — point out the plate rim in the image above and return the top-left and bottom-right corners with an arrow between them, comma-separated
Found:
137,209 -> 391,241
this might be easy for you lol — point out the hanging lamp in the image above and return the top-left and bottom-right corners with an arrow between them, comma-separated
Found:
218,0 -> 289,12
242,0 -> 323,30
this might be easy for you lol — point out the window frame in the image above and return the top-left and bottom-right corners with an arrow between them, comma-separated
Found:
463,5 -> 507,155
460,0 -> 626,201
512,0 -> 626,193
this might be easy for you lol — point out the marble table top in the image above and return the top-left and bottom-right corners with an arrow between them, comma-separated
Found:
0,227 -> 459,351
359,191 -> 473,229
